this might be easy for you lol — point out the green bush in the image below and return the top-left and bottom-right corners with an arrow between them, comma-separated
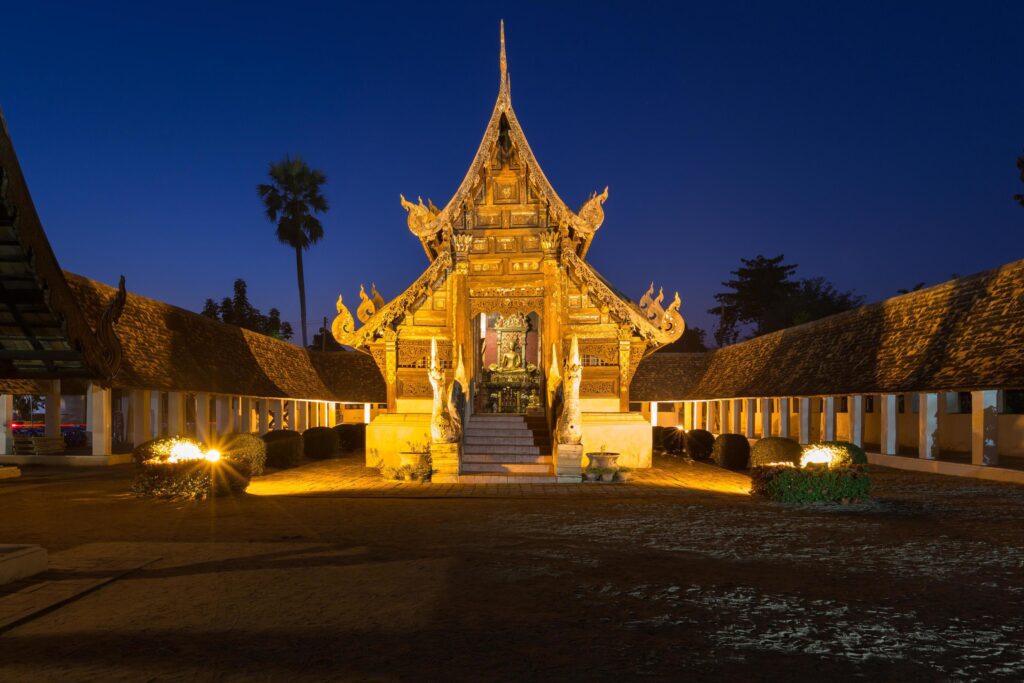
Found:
684,429 -> 714,461
750,437 -> 802,467
661,427 -> 686,455
711,433 -> 751,470
334,423 -> 366,453
131,435 -> 251,500
132,436 -> 206,465
750,464 -> 871,503
804,441 -> 868,467
262,430 -> 303,469
303,427 -> 338,460
652,426 -> 669,451
223,432 -> 267,476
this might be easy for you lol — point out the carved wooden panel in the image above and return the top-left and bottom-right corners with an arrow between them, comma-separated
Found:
510,260 -> 541,273
397,340 -> 452,368
580,380 -> 617,396
471,238 -> 490,253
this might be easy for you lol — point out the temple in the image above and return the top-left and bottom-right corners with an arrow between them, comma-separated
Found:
332,23 -> 684,481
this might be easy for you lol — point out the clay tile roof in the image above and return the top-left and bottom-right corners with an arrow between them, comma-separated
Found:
61,272 -> 386,402
631,259 -> 1024,401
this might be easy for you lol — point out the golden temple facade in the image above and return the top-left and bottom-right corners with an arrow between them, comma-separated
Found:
333,23 -> 684,478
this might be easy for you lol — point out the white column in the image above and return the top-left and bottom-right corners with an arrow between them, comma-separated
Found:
363,402 -> 372,425
327,402 -> 337,427
0,394 -> 12,455
759,398 -> 772,438
918,392 -> 939,460
798,397 -> 811,444
295,400 -> 307,432
849,395 -> 865,447
167,392 -> 185,436
731,399 -> 742,434
823,396 -> 837,441
971,390 -> 998,466
215,395 -> 231,436
86,384 -> 111,455
778,398 -> 790,439
45,379 -> 62,438
239,397 -> 253,433
149,392 -> 161,438
744,399 -> 755,438
258,399 -> 270,433
195,392 -> 211,443
718,401 -> 728,434
690,402 -> 698,430
270,399 -> 283,430
650,402 -> 659,427
130,388 -> 151,446
880,394 -> 898,455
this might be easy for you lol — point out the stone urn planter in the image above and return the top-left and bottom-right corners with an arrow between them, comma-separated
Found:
399,451 -> 420,468
586,452 -> 620,470
584,469 -> 601,482
599,469 -> 616,483
617,468 -> 633,482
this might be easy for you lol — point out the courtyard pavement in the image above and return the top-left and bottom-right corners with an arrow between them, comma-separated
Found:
1,453 -> 1022,681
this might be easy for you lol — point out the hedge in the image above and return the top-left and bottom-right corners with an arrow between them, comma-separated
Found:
262,430 -> 304,469
661,427 -> 687,455
334,423 -> 366,453
804,441 -> 868,467
303,426 -> 339,460
750,437 -> 802,468
750,464 -> 871,503
131,436 -> 251,500
684,429 -> 714,461
652,426 -> 669,451
711,433 -> 751,470
224,432 -> 267,476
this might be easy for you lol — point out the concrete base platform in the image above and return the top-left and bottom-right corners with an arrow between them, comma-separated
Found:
0,545 -> 47,586
0,466 -> 20,480
0,454 -> 132,467
868,452 -> 1024,485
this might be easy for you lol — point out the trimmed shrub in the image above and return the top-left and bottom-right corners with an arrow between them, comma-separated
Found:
652,426 -> 669,451
131,435 -> 251,500
303,426 -> 338,460
750,437 -> 802,467
804,441 -> 868,467
750,465 -> 871,503
223,432 -> 267,476
262,430 -> 303,469
684,429 -> 714,461
334,423 -> 366,453
711,433 -> 751,470
661,427 -> 686,455
133,436 -> 206,465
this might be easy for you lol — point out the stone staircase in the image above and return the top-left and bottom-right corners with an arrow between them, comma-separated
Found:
459,414 -> 555,483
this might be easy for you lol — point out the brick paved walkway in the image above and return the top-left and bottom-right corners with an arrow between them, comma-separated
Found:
247,453 -> 751,498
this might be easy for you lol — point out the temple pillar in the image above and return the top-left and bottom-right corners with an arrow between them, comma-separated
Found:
166,392 -> 185,436
0,394 -> 13,455
195,392 -> 211,443
971,390 -> 998,466
918,392 -> 939,460
758,398 -> 772,438
45,380 -> 62,438
849,395 -> 865,447
798,397 -> 812,444
384,334 -> 397,411
744,399 -> 755,438
777,398 -> 790,439
823,396 -> 837,441
239,397 -> 253,433
215,395 -> 231,437
880,394 -> 898,455
327,402 -> 337,427
130,388 -> 150,446
363,403 -> 372,425
86,384 -> 111,455
258,399 -> 270,433
618,331 -> 632,413
295,400 -> 307,432
731,399 -> 743,434
284,400 -> 296,431
718,400 -> 728,434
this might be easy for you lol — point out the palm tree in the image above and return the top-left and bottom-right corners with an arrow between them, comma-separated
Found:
258,155 -> 328,347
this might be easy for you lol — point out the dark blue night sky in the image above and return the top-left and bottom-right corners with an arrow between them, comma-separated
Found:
4,1 -> 1023,342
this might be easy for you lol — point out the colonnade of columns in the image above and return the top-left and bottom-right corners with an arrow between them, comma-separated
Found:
0,384 -> 377,456
662,390 -> 1004,468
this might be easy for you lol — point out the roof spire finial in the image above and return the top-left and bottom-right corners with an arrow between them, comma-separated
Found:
499,19 -> 509,95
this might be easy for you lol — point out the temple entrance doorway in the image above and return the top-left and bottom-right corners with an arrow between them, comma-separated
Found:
473,311 -> 543,414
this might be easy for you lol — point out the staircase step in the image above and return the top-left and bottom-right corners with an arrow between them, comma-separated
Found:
465,428 -> 534,438
464,444 -> 541,456
463,434 -> 537,446
461,462 -> 553,474
462,453 -> 551,465
458,473 -> 558,484
469,415 -> 526,423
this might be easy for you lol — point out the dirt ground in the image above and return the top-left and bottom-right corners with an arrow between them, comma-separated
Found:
1,453 -> 1022,681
